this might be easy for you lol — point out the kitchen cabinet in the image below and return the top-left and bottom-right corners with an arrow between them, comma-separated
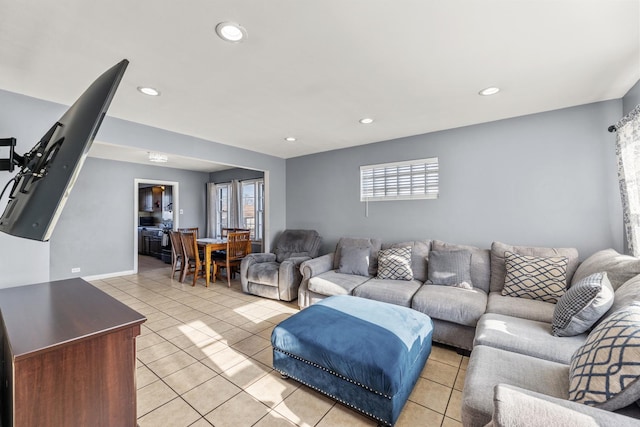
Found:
139,187 -> 153,212
151,186 -> 162,212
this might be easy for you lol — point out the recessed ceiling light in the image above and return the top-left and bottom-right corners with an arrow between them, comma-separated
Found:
216,22 -> 247,42
359,118 -> 374,124
148,152 -> 168,163
284,137 -> 297,142
479,87 -> 500,96
137,86 -> 160,96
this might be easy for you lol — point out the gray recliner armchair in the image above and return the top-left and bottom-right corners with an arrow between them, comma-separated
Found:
241,229 -> 322,301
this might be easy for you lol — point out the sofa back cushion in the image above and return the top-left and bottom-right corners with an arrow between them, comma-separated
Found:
490,241 -> 579,293
334,237 -> 383,276
605,273 -> 640,319
381,240 -> 430,282
571,248 -> 640,290
432,240 -> 491,293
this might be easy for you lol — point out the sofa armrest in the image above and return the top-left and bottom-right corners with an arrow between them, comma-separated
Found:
298,253 -> 335,308
490,384 -> 639,427
277,257 -> 312,302
240,253 -> 277,292
244,253 -> 277,264
300,253 -> 335,279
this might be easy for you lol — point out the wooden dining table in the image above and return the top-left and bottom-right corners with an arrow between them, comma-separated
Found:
197,237 -> 252,287
197,238 -> 227,287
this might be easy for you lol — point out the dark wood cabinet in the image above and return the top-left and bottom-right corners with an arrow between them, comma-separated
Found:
0,278 -> 146,427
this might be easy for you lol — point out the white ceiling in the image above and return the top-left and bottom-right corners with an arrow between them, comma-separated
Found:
1,1 -> 639,169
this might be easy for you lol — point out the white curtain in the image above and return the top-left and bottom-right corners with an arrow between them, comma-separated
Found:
614,104 -> 640,256
228,179 -> 243,229
206,180 -> 243,237
205,182 -> 217,238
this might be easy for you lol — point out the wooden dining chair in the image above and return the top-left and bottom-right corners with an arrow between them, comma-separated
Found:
180,230 -> 206,286
178,227 -> 199,238
168,230 -> 184,280
212,231 -> 251,287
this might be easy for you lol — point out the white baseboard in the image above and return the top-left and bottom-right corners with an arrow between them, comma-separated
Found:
82,270 -> 135,281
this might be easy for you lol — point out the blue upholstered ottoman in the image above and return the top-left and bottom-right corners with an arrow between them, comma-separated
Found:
271,295 -> 433,426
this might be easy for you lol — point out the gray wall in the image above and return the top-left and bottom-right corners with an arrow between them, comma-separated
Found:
623,79 -> 640,115
286,100 -> 624,259
49,158 -> 209,280
0,89 -> 287,287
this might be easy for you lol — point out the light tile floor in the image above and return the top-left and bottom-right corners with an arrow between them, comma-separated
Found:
89,256 -> 468,427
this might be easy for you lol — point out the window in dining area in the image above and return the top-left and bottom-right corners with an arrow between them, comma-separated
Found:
212,179 -> 264,241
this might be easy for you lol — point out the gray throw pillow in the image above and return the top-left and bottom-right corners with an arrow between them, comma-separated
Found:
427,249 -> 472,287
569,302 -> 640,410
552,272 -> 614,337
377,247 -> 413,280
338,246 -> 370,276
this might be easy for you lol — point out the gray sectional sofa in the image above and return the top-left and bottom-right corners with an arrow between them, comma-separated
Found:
298,238 -> 640,425
299,237 -> 491,351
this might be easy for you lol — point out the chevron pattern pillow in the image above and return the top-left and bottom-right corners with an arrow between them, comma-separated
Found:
376,247 -> 413,281
569,303 -> 640,410
502,251 -> 569,303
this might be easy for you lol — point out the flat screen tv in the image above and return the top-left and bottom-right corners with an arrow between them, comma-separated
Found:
0,59 -> 128,241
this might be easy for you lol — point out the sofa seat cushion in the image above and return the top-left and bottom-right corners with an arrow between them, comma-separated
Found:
247,261 -> 280,287
487,292 -> 555,323
308,270 -> 370,296
411,284 -> 487,327
462,345 -> 570,427
353,278 -> 422,307
474,313 -> 587,364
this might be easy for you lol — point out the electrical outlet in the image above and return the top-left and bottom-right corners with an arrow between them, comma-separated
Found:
71,267 -> 81,273
179,209 -> 184,214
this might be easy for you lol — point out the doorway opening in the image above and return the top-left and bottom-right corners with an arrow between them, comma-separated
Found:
133,178 -> 179,274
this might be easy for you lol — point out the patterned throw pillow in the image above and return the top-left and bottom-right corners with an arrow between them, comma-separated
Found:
377,247 -> 413,281
569,303 -> 640,410
552,272 -> 614,337
502,251 -> 568,303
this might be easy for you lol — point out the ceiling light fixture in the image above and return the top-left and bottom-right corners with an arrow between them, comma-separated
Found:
137,86 -> 160,96
479,87 -> 500,96
284,137 -> 297,142
359,118 -> 374,124
216,22 -> 247,42
148,152 -> 168,163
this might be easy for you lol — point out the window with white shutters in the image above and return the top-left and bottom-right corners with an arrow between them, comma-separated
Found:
360,158 -> 439,202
